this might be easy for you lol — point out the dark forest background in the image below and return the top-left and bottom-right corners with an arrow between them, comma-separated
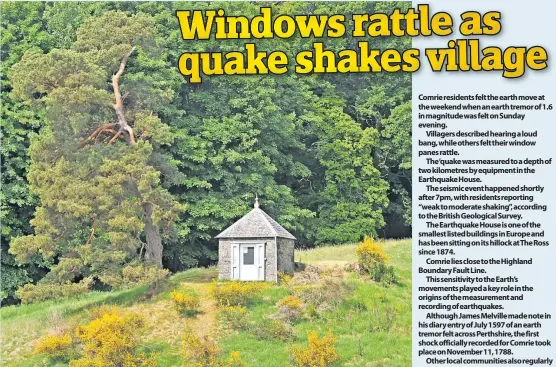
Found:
1,1 -> 411,303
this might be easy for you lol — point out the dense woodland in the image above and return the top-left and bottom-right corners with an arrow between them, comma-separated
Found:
1,2 -> 411,304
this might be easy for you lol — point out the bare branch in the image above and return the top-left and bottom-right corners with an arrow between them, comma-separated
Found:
80,123 -> 116,146
85,219 -> 96,247
109,130 -> 123,144
94,128 -> 118,144
112,47 -> 136,145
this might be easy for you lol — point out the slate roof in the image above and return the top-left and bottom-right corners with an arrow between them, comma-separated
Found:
215,203 -> 296,240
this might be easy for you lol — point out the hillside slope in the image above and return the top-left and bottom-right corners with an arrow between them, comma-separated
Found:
0,239 -> 411,367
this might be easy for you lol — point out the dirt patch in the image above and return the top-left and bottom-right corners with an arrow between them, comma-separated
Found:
128,279 -> 218,345
181,282 -> 218,337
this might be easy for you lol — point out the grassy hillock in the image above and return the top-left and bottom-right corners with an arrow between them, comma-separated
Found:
1,239 -> 411,367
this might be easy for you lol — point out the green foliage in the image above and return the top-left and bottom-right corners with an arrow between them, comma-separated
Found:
69,308 -> 157,367
379,101 -> 412,232
171,290 -> 200,316
217,305 -> 250,331
120,264 -> 169,287
8,10 -> 181,292
355,236 -> 389,273
182,330 -> 247,367
16,277 -> 93,304
369,306 -> 401,333
355,237 -> 397,284
370,263 -> 398,285
34,332 -> 74,361
292,330 -> 338,367
209,281 -> 268,307
2,2 -> 411,299
252,319 -> 295,342
304,90 -> 389,243
0,2 -> 53,304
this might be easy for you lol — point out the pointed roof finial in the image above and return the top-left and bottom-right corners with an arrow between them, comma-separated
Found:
254,194 -> 260,209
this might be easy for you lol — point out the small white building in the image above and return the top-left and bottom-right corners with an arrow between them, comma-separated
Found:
215,197 -> 296,282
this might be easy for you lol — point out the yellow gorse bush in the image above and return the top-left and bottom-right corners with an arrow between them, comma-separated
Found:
277,295 -> 303,310
183,330 -> 246,367
292,330 -> 338,367
219,304 -> 247,315
35,307 -> 155,366
34,333 -> 72,358
171,290 -> 200,315
209,281 -> 268,306
355,236 -> 389,273
69,308 -> 156,367
277,271 -> 292,284
183,331 -> 222,367
227,351 -> 247,367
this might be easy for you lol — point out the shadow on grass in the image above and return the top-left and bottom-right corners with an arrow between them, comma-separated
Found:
64,285 -> 151,317
180,309 -> 202,318
0,286 -> 146,323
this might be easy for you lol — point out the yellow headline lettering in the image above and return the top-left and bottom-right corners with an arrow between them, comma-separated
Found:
174,7 -> 548,81
425,39 -> 547,78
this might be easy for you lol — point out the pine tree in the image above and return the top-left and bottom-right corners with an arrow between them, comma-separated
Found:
9,11 -> 180,289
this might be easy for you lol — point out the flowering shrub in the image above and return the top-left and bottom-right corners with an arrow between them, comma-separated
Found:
355,236 -> 389,273
275,295 -> 304,322
183,331 -> 222,367
209,281 -> 268,306
182,330 -> 246,367
171,290 -> 200,316
355,237 -> 397,284
34,307 -> 156,366
292,330 -> 338,367
69,308 -> 156,367
226,351 -> 247,367
217,305 -> 250,330
277,295 -> 303,310
355,237 -> 388,273
34,333 -> 73,360
277,271 -> 292,285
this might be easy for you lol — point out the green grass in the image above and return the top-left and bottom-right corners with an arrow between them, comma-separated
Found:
1,240 -> 411,367
221,239 -> 412,367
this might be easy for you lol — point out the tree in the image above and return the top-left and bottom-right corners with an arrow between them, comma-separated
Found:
9,11 -> 180,291
298,81 -> 390,244
2,2 -> 413,297
1,2 -> 53,303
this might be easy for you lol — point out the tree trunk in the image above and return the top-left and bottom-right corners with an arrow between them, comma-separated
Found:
142,202 -> 163,268
111,48 -> 163,268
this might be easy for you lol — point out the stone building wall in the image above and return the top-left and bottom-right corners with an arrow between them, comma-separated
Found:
217,239 -> 233,280
218,237 -> 276,280
277,237 -> 295,275
264,239 -> 278,281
